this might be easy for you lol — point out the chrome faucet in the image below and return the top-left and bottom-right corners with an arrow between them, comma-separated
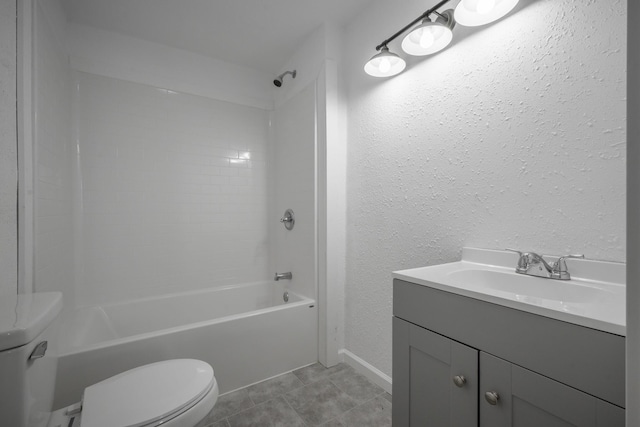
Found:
506,249 -> 584,280
274,272 -> 292,281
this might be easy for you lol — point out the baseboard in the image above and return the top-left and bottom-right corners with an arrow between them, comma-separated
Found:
339,349 -> 392,394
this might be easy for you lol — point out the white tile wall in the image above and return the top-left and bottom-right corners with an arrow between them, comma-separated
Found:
73,72 -> 272,305
0,0 -> 17,296
33,0 -> 74,303
273,83 -> 317,300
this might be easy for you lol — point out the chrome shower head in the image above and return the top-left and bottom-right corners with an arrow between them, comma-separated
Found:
273,70 -> 296,87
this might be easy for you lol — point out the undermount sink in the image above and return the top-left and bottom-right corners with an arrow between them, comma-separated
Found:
392,247 -> 626,335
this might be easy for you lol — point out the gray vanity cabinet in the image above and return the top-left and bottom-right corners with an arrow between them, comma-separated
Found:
393,279 -> 626,427
393,317 -> 478,426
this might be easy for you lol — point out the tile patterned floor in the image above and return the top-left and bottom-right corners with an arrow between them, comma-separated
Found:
198,363 -> 392,427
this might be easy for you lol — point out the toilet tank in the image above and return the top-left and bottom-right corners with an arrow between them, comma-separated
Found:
0,292 -> 62,427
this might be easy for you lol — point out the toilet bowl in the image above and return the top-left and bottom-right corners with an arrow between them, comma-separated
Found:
0,292 -> 218,427
49,359 -> 218,427
83,359 -> 218,427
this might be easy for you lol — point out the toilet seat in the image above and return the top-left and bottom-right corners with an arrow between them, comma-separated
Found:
81,359 -> 216,427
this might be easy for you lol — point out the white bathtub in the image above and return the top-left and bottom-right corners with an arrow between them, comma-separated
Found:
53,282 -> 317,409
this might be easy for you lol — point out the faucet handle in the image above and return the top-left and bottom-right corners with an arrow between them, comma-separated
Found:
558,254 -> 585,261
552,254 -> 585,280
505,249 -> 528,273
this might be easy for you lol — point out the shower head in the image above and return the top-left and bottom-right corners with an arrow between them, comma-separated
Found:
273,70 -> 296,87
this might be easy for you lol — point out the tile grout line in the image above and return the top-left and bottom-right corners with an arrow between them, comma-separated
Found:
283,394 -> 310,427
210,364 -> 389,427
321,385 -> 390,426
336,393 -> 383,423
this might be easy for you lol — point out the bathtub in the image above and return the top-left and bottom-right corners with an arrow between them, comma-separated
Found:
53,282 -> 317,409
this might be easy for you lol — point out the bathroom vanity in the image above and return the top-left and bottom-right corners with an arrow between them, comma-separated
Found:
392,248 -> 625,427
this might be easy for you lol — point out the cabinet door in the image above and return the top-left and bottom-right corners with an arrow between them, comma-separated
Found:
393,317 -> 478,427
479,352 -> 624,427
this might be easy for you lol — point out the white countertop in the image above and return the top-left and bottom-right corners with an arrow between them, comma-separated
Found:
392,248 -> 626,336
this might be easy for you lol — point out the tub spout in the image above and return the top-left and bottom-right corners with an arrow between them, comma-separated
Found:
274,272 -> 292,281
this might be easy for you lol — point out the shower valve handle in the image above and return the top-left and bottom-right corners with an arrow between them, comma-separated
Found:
280,209 -> 295,230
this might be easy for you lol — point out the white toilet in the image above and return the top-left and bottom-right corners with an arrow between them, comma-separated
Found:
0,292 -> 219,427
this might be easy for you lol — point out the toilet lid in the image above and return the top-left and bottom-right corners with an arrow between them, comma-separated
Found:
82,359 -> 215,427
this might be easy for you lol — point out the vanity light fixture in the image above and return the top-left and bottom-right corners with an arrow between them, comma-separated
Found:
401,10 -> 455,56
365,0 -> 519,77
364,45 -> 407,77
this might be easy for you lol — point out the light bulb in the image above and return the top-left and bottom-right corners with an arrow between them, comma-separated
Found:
477,0 -> 496,14
419,29 -> 435,49
364,46 -> 406,77
401,13 -> 454,57
379,57 -> 391,73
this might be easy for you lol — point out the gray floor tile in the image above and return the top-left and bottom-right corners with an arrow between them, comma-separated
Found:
320,419 -> 345,426
210,389 -> 255,422
227,396 -> 306,427
247,372 -> 305,404
207,363 -> 392,427
293,362 -> 352,385
329,368 -> 384,404
338,395 -> 392,427
285,378 -> 358,425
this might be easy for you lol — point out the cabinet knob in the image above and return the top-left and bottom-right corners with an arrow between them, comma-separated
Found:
453,375 -> 467,387
484,391 -> 500,405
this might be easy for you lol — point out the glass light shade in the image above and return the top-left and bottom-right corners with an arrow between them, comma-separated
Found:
401,20 -> 453,56
364,46 -> 407,77
454,0 -> 519,27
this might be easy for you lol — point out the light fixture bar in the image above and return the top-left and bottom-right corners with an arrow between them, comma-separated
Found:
374,0 -> 452,52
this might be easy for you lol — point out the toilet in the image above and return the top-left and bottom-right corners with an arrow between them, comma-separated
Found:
0,292 -> 219,427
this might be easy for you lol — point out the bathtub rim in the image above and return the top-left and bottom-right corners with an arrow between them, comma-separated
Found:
59,285 -> 315,356
73,280 -> 298,311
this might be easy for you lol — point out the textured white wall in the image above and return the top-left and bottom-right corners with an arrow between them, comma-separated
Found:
343,0 -> 626,376
73,72 -> 271,306
0,0 -> 17,296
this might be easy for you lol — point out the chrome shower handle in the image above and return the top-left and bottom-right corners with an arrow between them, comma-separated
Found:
280,209 -> 295,230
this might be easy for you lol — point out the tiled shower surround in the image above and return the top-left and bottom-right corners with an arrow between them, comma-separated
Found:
74,72 -> 272,305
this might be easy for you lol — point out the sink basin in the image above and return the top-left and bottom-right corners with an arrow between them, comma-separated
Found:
446,269 -> 612,304
392,247 -> 626,335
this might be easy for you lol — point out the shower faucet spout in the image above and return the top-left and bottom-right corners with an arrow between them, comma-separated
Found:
274,272 -> 292,281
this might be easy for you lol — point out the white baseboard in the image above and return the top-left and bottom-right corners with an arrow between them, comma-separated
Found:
339,349 -> 392,394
